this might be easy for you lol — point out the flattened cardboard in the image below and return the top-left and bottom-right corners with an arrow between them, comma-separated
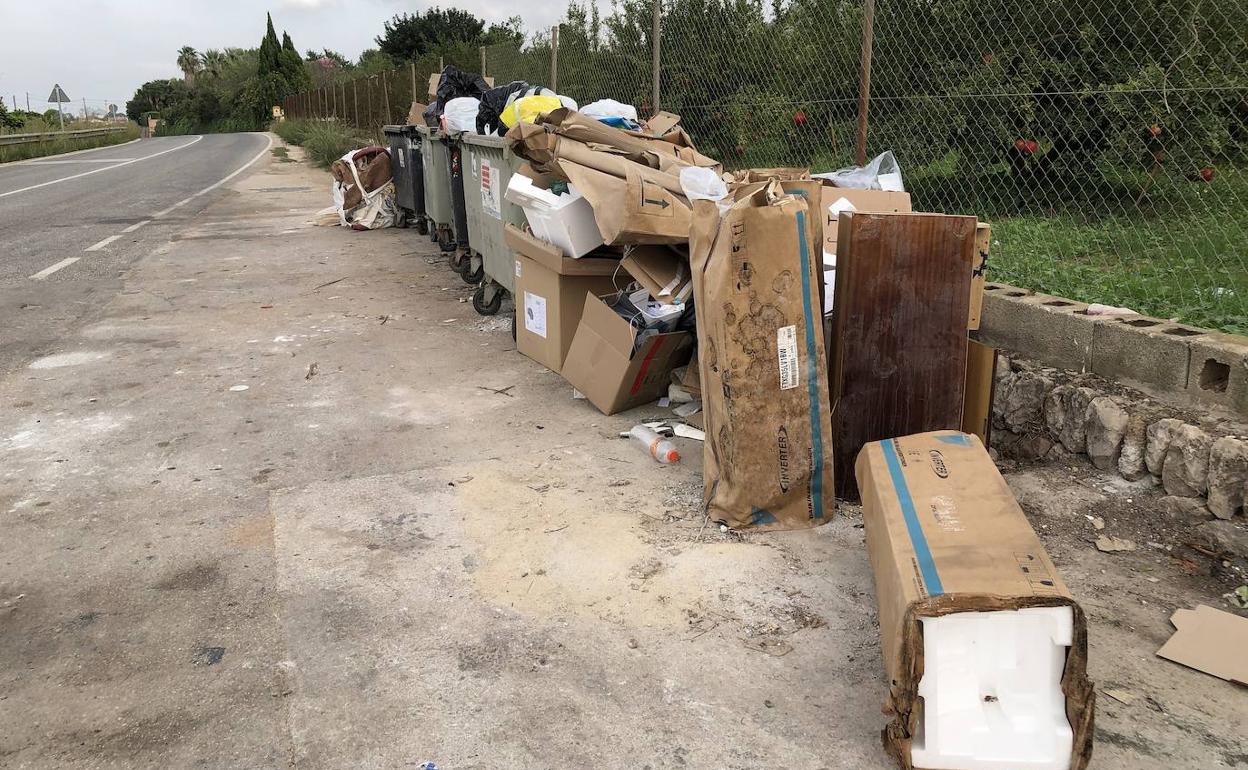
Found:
506,224 -> 622,373
689,180 -> 836,531
856,431 -> 1094,770
969,223 -> 991,330
1157,605 -> 1248,684
561,292 -> 692,415
962,340 -> 997,445
621,246 -> 692,303
557,160 -> 692,245
407,101 -> 428,126
819,184 -> 912,257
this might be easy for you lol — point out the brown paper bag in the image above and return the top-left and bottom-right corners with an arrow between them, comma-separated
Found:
689,179 -> 836,530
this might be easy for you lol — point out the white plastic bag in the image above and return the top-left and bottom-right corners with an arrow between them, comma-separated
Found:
814,150 -> 905,191
581,98 -> 639,122
679,166 -> 731,215
442,97 -> 480,133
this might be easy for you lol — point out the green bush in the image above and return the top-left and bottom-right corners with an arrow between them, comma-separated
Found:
271,118 -> 369,168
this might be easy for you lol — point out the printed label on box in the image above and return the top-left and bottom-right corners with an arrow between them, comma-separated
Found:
777,325 -> 798,390
524,291 -> 547,339
397,150 -> 405,168
515,259 -> 522,278
481,159 -> 501,219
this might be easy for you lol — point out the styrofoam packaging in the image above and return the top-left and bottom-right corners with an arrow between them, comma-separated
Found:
504,174 -> 604,258
912,606 -> 1074,770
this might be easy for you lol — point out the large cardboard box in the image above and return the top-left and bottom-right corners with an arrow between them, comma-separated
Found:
505,225 -> 622,374
561,293 -> 692,415
689,178 -> 836,531
819,183 -> 912,257
856,431 -> 1095,770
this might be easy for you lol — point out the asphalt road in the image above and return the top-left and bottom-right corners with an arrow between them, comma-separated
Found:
0,133 -> 273,374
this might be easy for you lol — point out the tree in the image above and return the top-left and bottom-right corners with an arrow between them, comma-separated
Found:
280,31 -> 311,89
258,13 -> 282,77
356,48 -> 395,75
376,8 -> 487,60
177,46 -> 201,85
125,79 -> 189,122
201,49 -> 227,79
0,97 -> 21,130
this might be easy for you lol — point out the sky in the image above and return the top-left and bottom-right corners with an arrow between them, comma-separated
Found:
0,0 -> 578,114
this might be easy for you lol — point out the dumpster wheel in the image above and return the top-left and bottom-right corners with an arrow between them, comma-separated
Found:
472,284 -> 503,316
460,253 -> 484,285
450,250 -> 468,274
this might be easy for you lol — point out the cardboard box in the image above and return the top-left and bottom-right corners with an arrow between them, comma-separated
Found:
504,225 -> 622,374
820,183 -> 912,257
621,245 -> 692,303
962,340 -> 997,445
689,179 -> 836,530
856,431 -> 1094,770
561,292 -> 692,415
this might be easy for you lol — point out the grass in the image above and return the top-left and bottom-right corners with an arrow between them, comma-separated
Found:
271,118 -> 372,168
905,161 -> 1248,334
270,146 -> 294,163
0,123 -> 141,163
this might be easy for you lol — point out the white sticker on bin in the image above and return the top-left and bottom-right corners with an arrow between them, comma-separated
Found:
481,159 -> 501,219
524,291 -> 547,338
777,325 -> 798,390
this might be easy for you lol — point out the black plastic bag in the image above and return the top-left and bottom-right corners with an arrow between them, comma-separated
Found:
476,81 -> 531,136
423,65 -> 489,127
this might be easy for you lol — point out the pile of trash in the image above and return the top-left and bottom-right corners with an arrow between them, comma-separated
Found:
350,66 -> 1105,770
315,146 -> 399,230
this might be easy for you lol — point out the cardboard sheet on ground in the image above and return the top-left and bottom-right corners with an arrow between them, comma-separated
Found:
689,178 -> 835,531
1156,604 -> 1248,684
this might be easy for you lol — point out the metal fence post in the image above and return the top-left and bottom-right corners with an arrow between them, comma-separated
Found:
410,62 -> 417,105
651,0 -> 662,114
480,46 -> 487,78
855,0 -> 876,166
353,80 -> 359,129
382,70 -> 391,126
550,26 -> 560,92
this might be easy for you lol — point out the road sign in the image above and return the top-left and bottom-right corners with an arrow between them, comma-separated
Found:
48,84 -> 70,103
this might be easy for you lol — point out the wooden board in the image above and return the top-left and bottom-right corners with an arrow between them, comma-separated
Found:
829,212 -> 977,499
962,340 -> 998,445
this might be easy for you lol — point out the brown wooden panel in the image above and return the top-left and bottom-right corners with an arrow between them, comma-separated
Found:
829,212 -> 977,499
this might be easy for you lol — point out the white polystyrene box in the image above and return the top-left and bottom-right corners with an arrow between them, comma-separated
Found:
911,606 -> 1074,770
504,174 -> 604,258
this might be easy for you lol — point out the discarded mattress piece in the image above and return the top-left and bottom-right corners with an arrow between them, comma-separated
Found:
855,431 -> 1094,770
689,177 -> 836,530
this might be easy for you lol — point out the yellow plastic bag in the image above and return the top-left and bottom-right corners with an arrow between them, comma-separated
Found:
500,94 -> 563,128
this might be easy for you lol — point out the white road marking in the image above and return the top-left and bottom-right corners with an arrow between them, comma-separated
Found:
29,258 -> 81,280
152,134 -> 275,219
0,136 -> 203,199
121,220 -> 151,233
27,159 -> 134,164
84,235 -> 123,252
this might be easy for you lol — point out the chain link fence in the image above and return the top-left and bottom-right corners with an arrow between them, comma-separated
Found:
285,0 -> 1247,332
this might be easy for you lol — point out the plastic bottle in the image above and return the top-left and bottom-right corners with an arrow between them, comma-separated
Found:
629,424 -> 680,464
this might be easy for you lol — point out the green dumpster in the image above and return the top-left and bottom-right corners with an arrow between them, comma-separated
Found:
416,125 -> 456,252
460,133 -> 528,316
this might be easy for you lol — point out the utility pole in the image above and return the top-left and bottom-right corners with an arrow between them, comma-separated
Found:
550,26 -> 559,93
26,92 -> 30,111
855,0 -> 877,166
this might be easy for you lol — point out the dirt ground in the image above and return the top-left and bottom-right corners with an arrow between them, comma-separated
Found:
1,140 -> 1245,769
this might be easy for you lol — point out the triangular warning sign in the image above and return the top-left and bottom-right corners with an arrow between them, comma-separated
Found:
48,84 -> 70,103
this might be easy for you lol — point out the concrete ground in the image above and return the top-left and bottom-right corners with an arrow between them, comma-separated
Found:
1,137 -> 1244,769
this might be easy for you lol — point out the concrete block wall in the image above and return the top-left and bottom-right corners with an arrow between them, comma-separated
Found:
979,284 -> 1248,417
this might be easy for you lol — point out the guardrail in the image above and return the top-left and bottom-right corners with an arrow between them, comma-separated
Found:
0,126 -> 129,147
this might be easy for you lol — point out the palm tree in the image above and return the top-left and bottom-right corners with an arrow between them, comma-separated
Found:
201,49 -> 226,79
176,46 -> 201,85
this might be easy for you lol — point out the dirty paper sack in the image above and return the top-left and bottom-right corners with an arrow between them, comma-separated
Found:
689,179 -> 835,530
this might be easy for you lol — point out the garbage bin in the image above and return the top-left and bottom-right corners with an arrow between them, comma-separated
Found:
416,125 -> 457,253
446,132 -> 473,278
460,133 -> 528,315
383,125 -> 427,234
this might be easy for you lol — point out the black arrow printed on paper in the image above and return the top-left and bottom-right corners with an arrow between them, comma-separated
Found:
643,196 -> 670,209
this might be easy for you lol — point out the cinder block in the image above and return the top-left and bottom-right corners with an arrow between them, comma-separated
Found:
979,290 -> 1096,372
1091,317 -> 1198,395
1186,332 -> 1248,417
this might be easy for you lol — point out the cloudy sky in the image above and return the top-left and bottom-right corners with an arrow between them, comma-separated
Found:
0,0 -> 577,113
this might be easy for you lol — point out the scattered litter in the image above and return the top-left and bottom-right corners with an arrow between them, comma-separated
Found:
629,424 -> 680,464
1227,586 -> 1248,609
674,423 -> 706,441
1087,515 -> 1105,530
658,396 -> 671,408
310,277 -> 346,292
378,315 -> 391,325
1156,604 -> 1248,683
528,484 -> 550,493
543,524 -> 569,533
1103,688 -> 1137,705
1086,303 -> 1137,316
741,637 -> 793,657
607,479 -> 630,487
571,389 -> 586,400
619,422 -> 673,438
476,385 -> 515,397
673,400 -> 702,418
627,637 -> 639,649
667,383 -> 694,404
449,475 -> 474,486
228,385 -> 250,392
1096,536 -> 1136,553
305,362 -> 318,380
